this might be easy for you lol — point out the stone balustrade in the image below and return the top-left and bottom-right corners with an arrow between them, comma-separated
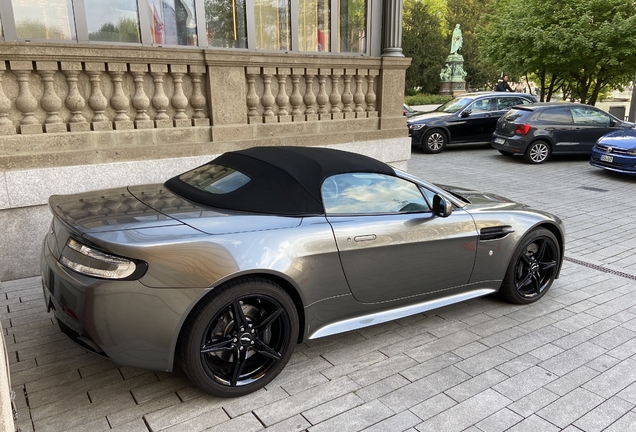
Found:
245,67 -> 379,123
0,59 -> 210,135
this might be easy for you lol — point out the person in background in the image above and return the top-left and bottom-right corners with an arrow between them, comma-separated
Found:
496,75 -> 514,92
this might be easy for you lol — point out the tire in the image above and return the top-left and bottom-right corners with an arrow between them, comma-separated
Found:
422,130 -> 448,154
498,150 -> 514,156
178,277 -> 299,397
524,141 -> 551,164
499,228 -> 560,304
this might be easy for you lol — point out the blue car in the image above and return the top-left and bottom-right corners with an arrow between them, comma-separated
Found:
590,128 -> 636,175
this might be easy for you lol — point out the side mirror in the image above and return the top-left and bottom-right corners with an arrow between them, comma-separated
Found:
609,119 -> 617,127
460,110 -> 471,118
433,194 -> 453,218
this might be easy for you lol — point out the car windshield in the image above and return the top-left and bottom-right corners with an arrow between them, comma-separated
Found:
435,97 -> 474,113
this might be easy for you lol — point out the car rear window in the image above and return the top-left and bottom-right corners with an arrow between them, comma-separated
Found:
178,163 -> 250,194
502,109 -> 529,122
537,107 -> 573,123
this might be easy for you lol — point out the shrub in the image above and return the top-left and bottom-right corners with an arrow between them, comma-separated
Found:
405,94 -> 453,106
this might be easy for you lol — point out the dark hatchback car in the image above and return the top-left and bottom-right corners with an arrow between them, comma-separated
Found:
590,128 -> 636,175
408,92 -> 537,154
492,102 -> 634,164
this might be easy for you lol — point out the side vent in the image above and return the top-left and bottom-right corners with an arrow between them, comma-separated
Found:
479,225 -> 515,241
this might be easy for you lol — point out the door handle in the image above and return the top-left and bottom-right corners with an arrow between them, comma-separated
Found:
573,127 -> 581,131
354,235 -> 377,242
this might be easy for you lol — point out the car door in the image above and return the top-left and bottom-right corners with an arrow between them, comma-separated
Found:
535,107 -> 575,150
447,97 -> 498,143
570,106 -> 622,151
322,172 -> 478,304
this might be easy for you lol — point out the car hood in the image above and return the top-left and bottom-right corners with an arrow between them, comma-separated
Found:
598,128 -> 636,149
50,184 -> 302,235
407,110 -> 454,123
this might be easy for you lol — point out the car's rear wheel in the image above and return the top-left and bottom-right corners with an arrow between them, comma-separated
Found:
179,277 -> 298,397
498,150 -> 514,156
524,141 -> 551,164
422,130 -> 448,154
499,228 -> 559,304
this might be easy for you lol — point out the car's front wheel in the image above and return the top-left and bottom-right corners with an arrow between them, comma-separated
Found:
499,228 -> 560,304
422,130 -> 448,154
179,277 -> 298,397
524,141 -> 551,164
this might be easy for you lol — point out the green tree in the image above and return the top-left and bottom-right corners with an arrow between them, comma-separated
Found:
402,0 -> 447,94
479,0 -> 636,104
446,0 -> 498,90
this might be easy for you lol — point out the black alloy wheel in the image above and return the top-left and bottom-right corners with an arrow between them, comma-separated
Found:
524,141 -> 551,164
179,277 -> 298,397
422,129 -> 448,154
499,228 -> 560,304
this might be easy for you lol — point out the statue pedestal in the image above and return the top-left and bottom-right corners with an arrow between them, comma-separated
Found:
439,81 -> 466,97
439,53 -> 467,96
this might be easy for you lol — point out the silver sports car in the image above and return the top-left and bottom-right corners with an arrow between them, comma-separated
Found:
41,146 -> 565,397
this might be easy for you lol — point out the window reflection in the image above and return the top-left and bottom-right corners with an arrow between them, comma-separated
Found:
148,0 -> 198,46
205,0 -> 247,48
322,173 -> 429,214
85,0 -> 141,43
338,0 -> 365,53
254,0 -> 290,51
299,0 -> 329,52
12,0 -> 76,40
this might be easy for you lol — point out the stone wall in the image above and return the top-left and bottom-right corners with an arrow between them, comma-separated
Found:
0,43 -> 411,280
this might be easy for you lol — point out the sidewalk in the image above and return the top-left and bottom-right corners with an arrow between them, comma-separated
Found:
3,148 -> 636,431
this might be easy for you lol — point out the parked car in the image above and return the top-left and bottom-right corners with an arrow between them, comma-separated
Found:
590,128 -> 636,175
403,104 -> 418,117
407,92 -> 537,154
41,146 -> 565,398
491,102 -> 634,164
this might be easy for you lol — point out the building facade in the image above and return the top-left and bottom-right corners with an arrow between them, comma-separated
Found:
0,0 -> 410,280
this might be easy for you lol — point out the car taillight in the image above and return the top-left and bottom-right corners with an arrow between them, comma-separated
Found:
515,124 -> 531,135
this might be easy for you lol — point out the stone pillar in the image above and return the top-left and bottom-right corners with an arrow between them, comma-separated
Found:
170,64 -> 190,127
36,62 -> 65,133
377,56 -> 411,130
189,65 -> 209,126
275,67 -> 290,121
10,61 -> 41,134
366,69 -> 379,117
304,69 -> 318,121
246,67 -> 261,124
382,0 -> 404,57
108,62 -> 134,130
289,68 -> 303,121
150,64 -> 171,128
317,69 -> 330,120
261,68 -> 276,122
342,69 -> 355,119
61,62 -> 89,132
330,69 -> 343,119
0,63 -> 15,135
130,64 -> 153,129
86,63 -> 112,131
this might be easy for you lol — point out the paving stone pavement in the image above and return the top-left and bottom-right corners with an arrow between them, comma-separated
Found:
2,146 -> 636,432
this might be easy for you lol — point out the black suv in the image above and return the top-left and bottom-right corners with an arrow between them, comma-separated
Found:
491,102 -> 633,164
407,92 -> 537,154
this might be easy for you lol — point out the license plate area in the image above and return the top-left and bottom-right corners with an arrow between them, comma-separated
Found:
601,154 -> 613,163
494,137 -> 506,145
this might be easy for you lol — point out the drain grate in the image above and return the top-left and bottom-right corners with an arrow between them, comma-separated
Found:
580,186 -> 609,193
565,256 -> 636,281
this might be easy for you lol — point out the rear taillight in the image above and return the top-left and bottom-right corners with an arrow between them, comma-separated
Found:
514,124 -> 531,135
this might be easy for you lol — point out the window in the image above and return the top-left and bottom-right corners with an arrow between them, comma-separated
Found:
469,98 -> 493,113
148,0 -> 198,46
497,97 -> 527,111
85,0 -> 141,43
11,0 -> 77,40
338,0 -> 365,53
538,107 -> 572,124
299,0 -> 330,52
204,0 -> 247,48
179,163 -> 250,194
570,107 -> 610,126
254,0 -> 291,50
321,173 -> 429,214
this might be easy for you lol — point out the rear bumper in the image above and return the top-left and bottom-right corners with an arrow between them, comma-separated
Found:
40,236 -> 204,372
491,133 -> 525,153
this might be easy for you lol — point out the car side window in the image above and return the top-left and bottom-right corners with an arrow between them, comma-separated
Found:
469,98 -> 493,113
570,107 -> 610,126
321,173 -> 430,214
497,97 -> 523,111
537,107 -> 573,124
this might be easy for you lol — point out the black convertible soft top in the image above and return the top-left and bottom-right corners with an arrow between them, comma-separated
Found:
165,146 -> 395,215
